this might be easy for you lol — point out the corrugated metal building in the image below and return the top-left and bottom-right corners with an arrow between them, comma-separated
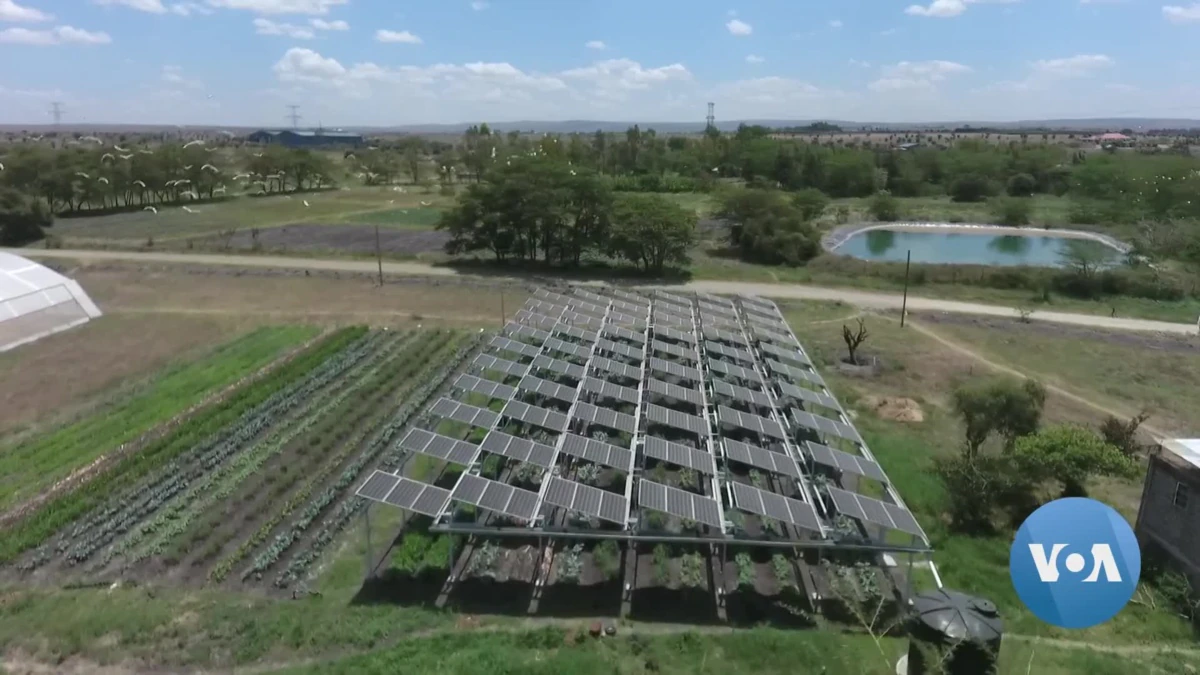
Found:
245,129 -> 365,148
1136,438 -> 1200,586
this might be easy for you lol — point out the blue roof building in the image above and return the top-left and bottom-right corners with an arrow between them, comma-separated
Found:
245,129 -> 365,148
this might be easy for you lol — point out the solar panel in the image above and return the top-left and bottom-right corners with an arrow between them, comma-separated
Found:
730,482 -> 822,533
454,374 -> 517,401
596,337 -> 643,362
603,324 -> 646,345
651,338 -> 695,362
573,401 -> 637,434
638,479 -> 723,528
544,476 -> 628,524
490,335 -> 541,360
643,435 -> 715,474
559,432 -> 633,470
591,355 -> 643,382
571,287 -> 611,307
581,376 -> 639,404
525,298 -> 566,317
758,341 -> 813,367
515,309 -> 559,332
717,405 -> 786,440
696,292 -> 734,308
707,357 -> 763,385
648,357 -> 702,383
645,376 -> 704,406
453,474 -> 541,521
790,409 -> 864,445
653,309 -> 691,327
517,374 -> 577,404
826,486 -> 924,538
644,403 -> 709,436
699,311 -> 740,329
535,288 -> 573,306
566,296 -> 607,318
705,340 -> 754,365
607,310 -> 646,330
553,322 -> 598,344
430,398 -> 500,429
710,378 -> 772,408
532,354 -> 586,380
480,430 -> 558,468
357,470 -> 451,517
703,326 -> 749,347
473,353 -> 529,378
765,359 -> 825,387
745,312 -> 788,332
398,428 -> 482,466
777,381 -> 841,411
752,326 -> 801,348
806,441 -> 889,483
610,298 -> 647,315
502,399 -> 570,432
544,336 -> 592,361
653,324 -> 697,345
504,322 -> 550,344
562,308 -> 603,330
698,301 -> 738,319
741,302 -> 783,322
739,295 -> 777,311
723,439 -> 801,479
605,287 -> 650,306
654,290 -> 693,308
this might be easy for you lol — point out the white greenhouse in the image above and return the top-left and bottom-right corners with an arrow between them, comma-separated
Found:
0,252 -> 102,353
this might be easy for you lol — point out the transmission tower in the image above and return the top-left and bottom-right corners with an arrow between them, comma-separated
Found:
49,102 -> 64,125
286,104 -> 302,129
705,102 -> 715,132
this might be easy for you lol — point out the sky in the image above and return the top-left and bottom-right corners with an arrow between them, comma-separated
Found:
1,0 -> 1200,127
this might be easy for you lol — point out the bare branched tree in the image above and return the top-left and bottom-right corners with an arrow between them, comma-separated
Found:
842,318 -> 869,366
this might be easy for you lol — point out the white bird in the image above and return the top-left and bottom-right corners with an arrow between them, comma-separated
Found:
219,130 -> 235,137
389,199 -> 395,204
303,200 -> 310,207
182,206 -> 197,213
420,201 -> 432,206
75,171 -> 90,179
0,162 -> 3,171
139,149 -> 154,155
97,177 -> 109,184
711,167 -> 719,173
119,154 -> 134,160
31,135 -> 44,141
143,206 -> 157,213
206,147 -> 217,153
176,179 -> 191,185
253,153 -> 263,157
284,195 -> 292,200
188,191 -> 200,199
114,145 -> 129,152
133,180 -> 146,188
82,136 -> 102,144
101,153 -> 115,162
233,173 -> 250,180
183,140 -> 205,148
214,185 -> 226,193
183,165 -> 193,171
570,170 -> 576,176
201,164 -> 219,173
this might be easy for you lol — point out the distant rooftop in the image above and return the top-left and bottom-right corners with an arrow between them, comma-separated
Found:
254,129 -> 363,138
1163,439 -> 1200,470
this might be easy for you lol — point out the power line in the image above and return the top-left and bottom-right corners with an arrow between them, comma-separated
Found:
49,102 -> 64,125
286,104 -> 302,129
706,102 -> 715,132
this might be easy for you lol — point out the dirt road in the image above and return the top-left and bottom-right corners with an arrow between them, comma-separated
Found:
11,248 -> 1198,336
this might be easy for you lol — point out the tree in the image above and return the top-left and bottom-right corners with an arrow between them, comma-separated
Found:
1006,172 -> 1037,197
935,454 -> 1027,534
867,190 -> 901,221
609,194 -> 696,275
0,189 -> 53,246
841,318 -> 869,365
1098,411 -> 1151,458
951,377 -> 1046,458
991,197 -> 1032,226
790,188 -> 830,221
1012,424 -> 1136,497
949,173 -> 993,202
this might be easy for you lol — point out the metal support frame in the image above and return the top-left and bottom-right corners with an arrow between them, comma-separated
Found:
688,300 -> 727,533
621,296 -> 653,529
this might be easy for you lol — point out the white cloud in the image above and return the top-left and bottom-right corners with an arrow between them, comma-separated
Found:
92,0 -> 167,13
376,29 -> 421,44
254,17 -> 314,38
561,58 -> 690,99
870,60 -> 971,91
905,0 -> 1019,19
0,25 -> 111,45
849,58 -> 871,68
470,0 -> 488,9
829,19 -> 843,28
205,0 -> 348,15
1031,54 -> 1113,77
745,54 -> 764,64
585,39 -> 606,50
726,18 -> 752,35
1164,3 -> 1200,22
0,0 -> 52,22
161,64 -> 204,89
309,17 -> 346,30
273,46 -> 346,81
170,2 -> 212,14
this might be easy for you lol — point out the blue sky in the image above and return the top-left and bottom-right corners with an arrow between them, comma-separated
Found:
1,0 -> 1199,126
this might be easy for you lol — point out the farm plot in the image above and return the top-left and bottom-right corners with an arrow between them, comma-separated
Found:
191,224 -> 449,257
340,206 -> 444,228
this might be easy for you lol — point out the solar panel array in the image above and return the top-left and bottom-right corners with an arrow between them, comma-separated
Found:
357,286 -> 929,551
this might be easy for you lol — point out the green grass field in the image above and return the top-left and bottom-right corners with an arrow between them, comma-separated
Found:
338,206 -> 444,228
828,194 -> 1073,227
0,325 -> 316,513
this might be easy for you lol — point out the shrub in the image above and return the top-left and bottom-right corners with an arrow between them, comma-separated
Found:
1007,173 -> 1037,197
790,188 -> 830,221
592,539 -> 621,579
992,197 -> 1032,226
735,552 -> 755,588
949,174 -> 994,203
867,190 -> 901,221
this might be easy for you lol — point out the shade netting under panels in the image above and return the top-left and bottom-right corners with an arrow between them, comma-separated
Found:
729,481 -> 822,533
790,409 -> 864,446
638,479 -> 723,528
645,376 -> 704,407
806,441 -> 888,483
723,438 -> 802,479
591,355 -> 643,382
518,374 -> 577,404
643,435 -> 716,475
826,486 -> 924,539
453,474 -> 541,522
651,338 -> 695,362
544,476 -> 628,525
502,399 -> 570,433
573,401 -> 637,434
474,353 -> 529,378
653,324 -> 697,345
532,354 -> 586,380
357,470 -> 451,517
765,359 -> 825,388
431,398 -> 499,429
596,337 -> 643,362
454,374 -> 517,401
711,378 -> 772,409
480,430 -> 558,468
717,405 -> 786,441
705,340 -> 754,366
398,428 -> 480,466
559,432 -> 633,470
649,357 -> 702,384
707,358 -> 763,386
644,403 -> 709,436
581,376 -> 639,405
704,326 -> 749,347
777,380 -> 841,412
490,335 -> 541,360
758,340 -> 813,368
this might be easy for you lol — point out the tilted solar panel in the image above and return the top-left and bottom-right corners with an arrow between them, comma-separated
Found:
711,378 -> 772,408
454,373 -> 517,401
532,354 -> 587,380
645,376 -> 704,406
643,435 -> 715,474
573,401 -> 637,434
480,430 -> 558,468
717,405 -> 786,440
473,353 -> 529,378
638,479 -> 723,528
653,324 -> 697,345
596,337 -> 643,362
581,376 -> 640,404
765,359 -> 825,387
504,322 -> 550,344
489,335 -> 541,360
514,309 -> 559,332
826,487 -> 924,538
651,338 -> 695,361
648,357 -> 703,383
591,355 -> 643,382
730,481 -> 822,533
603,323 -> 647,345
758,340 -> 813,367
790,409 -> 863,446
705,340 -> 755,365
703,325 -> 749,347
357,470 -> 452,517
776,380 -> 841,411
544,336 -> 592,361
544,476 -> 628,524
430,398 -> 500,429
723,438 -> 801,479
501,399 -> 570,432
453,474 -> 541,521
559,432 -> 633,470
707,357 -> 763,385
517,374 -> 577,404
805,441 -> 887,482
553,322 -> 598,344
398,428 -> 481,467
644,403 -> 709,436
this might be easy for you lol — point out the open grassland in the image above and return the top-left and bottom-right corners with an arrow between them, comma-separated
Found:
827,194 -> 1072,227
0,326 -> 316,516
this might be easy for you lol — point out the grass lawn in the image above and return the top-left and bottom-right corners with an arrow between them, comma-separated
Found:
828,194 -> 1073,228
337,206 -> 444,228
0,325 -> 317,513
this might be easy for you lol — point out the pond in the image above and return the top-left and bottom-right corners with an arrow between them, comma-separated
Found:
832,228 -> 1124,268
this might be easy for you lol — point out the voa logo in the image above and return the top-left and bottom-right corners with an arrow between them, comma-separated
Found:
1010,498 -> 1141,629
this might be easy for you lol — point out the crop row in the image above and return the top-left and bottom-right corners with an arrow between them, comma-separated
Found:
271,331 -> 487,589
101,330 -> 415,567
1,326 -> 373,565
163,329 -> 444,570
211,330 -> 462,582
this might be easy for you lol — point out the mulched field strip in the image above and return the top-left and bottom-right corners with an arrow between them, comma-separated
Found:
914,311 -> 1200,354
192,224 -> 450,256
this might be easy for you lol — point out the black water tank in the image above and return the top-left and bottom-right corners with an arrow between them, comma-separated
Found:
907,589 -> 1003,675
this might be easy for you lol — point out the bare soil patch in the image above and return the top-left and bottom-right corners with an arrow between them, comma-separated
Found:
861,396 -> 925,423
192,224 -> 449,256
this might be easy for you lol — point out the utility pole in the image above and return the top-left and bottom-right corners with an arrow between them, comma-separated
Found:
901,250 -> 912,328
49,102 -> 64,125
705,102 -> 715,133
286,104 -> 302,129
500,292 -> 506,328
374,225 -> 384,287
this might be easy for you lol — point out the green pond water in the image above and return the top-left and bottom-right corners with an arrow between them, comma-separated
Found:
834,228 -> 1123,268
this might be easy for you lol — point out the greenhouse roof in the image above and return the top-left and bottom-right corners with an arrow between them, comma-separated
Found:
0,252 -> 102,353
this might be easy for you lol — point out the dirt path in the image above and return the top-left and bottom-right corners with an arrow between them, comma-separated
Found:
11,248 -> 1198,336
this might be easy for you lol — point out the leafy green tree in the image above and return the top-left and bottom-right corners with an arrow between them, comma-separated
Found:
1006,173 -> 1037,197
948,173 -> 993,202
1012,424 -> 1136,497
790,188 -> 830,221
952,377 -> 1046,458
609,194 -> 697,275
992,197 -> 1032,226
867,190 -> 901,221
0,189 -> 53,246
935,454 -> 1026,534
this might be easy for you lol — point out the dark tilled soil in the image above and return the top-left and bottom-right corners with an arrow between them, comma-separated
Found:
196,224 -> 450,255
914,311 -> 1200,354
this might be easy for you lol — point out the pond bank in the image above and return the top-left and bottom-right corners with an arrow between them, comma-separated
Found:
823,222 -> 1131,254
